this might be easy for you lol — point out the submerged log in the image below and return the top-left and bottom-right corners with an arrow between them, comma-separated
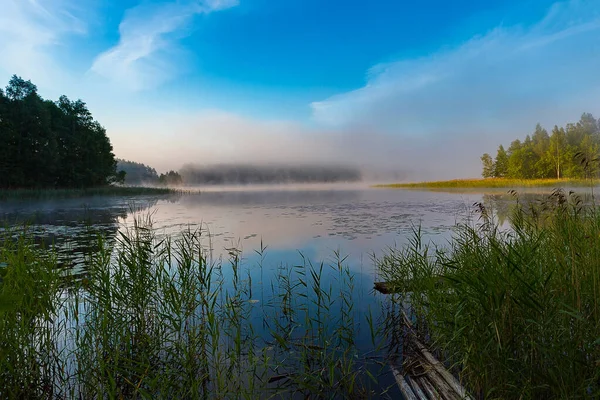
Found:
374,278 -> 445,294
373,281 -> 403,294
417,376 -> 443,399
391,362 -> 419,400
379,283 -> 473,399
400,309 -> 473,399
405,374 -> 428,399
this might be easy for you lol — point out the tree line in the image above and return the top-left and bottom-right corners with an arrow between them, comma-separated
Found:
481,113 -> 600,179
0,76 -> 118,189
116,160 -> 182,186
179,164 -> 362,185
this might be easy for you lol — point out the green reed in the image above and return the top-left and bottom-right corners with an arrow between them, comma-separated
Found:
0,215 -> 385,399
378,189 -> 600,399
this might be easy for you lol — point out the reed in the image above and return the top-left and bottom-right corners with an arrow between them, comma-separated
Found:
378,189 -> 600,398
0,216 -> 387,399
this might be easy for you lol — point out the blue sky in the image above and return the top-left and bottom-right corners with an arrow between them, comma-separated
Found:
1,0 -> 599,179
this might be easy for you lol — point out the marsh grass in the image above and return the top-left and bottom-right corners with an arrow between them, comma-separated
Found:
375,178 -> 600,189
378,189 -> 600,398
0,186 -> 177,201
0,215 -> 388,399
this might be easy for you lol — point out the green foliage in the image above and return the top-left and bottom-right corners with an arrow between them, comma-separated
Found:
480,153 -> 494,178
493,145 -> 509,177
482,113 -> 600,179
379,191 -> 600,398
0,75 -> 117,189
158,170 -> 183,186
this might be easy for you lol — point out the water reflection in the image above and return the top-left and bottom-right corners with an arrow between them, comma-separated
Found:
2,186 -> 591,275
0,195 -> 174,273
480,189 -> 596,227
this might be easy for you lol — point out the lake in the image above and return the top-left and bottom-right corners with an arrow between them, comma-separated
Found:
0,184 -> 555,397
0,184 -> 507,268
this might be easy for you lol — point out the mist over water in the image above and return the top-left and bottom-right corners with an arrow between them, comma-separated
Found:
179,163 -> 362,185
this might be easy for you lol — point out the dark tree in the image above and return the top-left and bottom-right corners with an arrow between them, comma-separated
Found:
0,75 -> 117,189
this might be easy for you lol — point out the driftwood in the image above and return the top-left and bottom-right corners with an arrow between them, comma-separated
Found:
400,309 -> 472,400
374,278 -> 446,294
378,281 -> 473,399
391,362 -> 419,400
374,281 -> 403,294
406,374 -> 428,399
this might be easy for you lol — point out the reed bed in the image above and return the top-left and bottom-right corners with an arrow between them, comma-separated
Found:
378,189 -> 600,398
0,216 -> 389,399
376,178 -> 599,189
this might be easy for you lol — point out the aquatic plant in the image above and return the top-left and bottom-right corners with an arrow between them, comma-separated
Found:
0,216 -> 387,399
378,189 -> 600,398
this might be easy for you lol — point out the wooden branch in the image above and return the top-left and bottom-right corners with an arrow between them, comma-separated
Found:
391,361 -> 419,399
401,309 -> 474,400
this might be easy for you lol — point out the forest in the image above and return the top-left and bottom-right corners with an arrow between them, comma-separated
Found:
116,160 -> 182,186
0,76 -> 117,189
481,113 -> 600,179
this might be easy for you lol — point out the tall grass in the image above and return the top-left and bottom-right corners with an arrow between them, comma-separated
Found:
378,189 -> 600,398
0,216 -> 387,399
375,178 -> 600,189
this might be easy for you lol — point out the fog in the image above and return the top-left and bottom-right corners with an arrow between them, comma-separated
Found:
179,163 -> 361,185
107,0 -> 600,182
110,110 -> 487,183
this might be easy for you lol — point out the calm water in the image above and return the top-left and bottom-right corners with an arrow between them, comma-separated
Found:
0,184 -> 562,396
0,184 -> 546,307
0,184 -> 509,270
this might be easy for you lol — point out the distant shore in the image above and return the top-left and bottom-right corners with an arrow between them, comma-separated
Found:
0,186 -> 178,201
375,178 -> 600,189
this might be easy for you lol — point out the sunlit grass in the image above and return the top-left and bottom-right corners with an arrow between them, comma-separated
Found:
375,178 -> 599,189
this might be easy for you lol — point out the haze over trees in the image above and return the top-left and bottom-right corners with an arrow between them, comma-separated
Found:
116,159 -> 159,185
179,164 -> 362,185
481,113 -> 600,179
0,75 -> 117,188
158,171 -> 183,186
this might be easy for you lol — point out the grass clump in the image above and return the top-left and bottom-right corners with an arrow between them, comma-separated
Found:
0,216 -> 387,399
0,186 -> 178,201
378,189 -> 600,398
376,178 -> 599,189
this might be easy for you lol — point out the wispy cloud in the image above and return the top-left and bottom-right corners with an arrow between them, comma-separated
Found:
0,0 -> 86,90
90,0 -> 238,91
311,0 -> 600,143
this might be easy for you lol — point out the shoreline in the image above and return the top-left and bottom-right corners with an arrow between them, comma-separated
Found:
374,178 -> 600,189
0,186 -> 179,201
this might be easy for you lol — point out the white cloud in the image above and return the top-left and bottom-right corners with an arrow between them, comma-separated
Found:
90,0 -> 238,91
0,0 -> 86,90
311,0 -> 600,142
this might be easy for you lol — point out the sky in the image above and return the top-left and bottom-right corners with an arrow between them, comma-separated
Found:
0,0 -> 599,180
